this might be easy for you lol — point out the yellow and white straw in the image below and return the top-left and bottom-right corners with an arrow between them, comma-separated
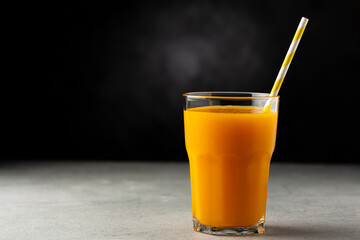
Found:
264,17 -> 309,111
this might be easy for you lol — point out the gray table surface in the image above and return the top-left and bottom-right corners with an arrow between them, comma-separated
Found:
0,161 -> 359,240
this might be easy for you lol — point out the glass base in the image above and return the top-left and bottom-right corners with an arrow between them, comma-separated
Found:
193,217 -> 265,236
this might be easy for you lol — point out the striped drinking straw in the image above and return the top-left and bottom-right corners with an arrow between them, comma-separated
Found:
264,17 -> 309,112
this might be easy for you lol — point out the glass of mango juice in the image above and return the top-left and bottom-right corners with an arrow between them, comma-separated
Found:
183,92 -> 279,236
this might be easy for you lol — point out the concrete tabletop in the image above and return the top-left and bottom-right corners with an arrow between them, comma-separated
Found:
0,161 -> 359,240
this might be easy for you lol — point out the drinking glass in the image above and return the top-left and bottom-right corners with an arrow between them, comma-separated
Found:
183,92 -> 279,236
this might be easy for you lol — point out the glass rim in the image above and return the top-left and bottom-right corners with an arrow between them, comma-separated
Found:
183,91 -> 280,100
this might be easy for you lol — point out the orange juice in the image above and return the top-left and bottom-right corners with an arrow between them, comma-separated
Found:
184,106 -> 278,227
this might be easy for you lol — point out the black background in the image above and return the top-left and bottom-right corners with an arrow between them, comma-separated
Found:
3,1 -> 359,163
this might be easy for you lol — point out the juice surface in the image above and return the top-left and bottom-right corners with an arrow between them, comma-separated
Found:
184,106 -> 278,227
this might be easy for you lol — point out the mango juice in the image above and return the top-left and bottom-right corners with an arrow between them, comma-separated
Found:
184,106 -> 278,227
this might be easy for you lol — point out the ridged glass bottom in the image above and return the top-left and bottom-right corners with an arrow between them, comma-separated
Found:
193,217 -> 265,236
